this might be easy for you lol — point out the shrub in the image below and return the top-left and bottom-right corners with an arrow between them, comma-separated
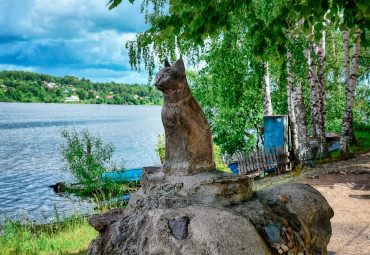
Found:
60,129 -> 124,190
155,133 -> 166,164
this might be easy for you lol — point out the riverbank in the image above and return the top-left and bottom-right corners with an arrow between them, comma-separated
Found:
0,214 -> 97,255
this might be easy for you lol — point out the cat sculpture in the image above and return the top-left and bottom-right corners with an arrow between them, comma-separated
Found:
155,59 -> 216,175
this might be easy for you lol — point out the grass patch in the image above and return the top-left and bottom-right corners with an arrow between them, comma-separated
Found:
0,187 -> 130,255
0,215 -> 97,255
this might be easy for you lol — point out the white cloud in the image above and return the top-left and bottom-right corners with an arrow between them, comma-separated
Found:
0,0 -> 149,82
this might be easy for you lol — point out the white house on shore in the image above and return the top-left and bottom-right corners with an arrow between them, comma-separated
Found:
63,95 -> 79,102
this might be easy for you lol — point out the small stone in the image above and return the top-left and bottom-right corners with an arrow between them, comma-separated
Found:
288,251 -> 294,255
272,243 -> 281,250
278,248 -> 284,254
280,195 -> 289,203
287,241 -> 293,248
264,224 -> 283,243
297,252 -> 304,255
281,244 -> 289,252
169,216 -> 190,240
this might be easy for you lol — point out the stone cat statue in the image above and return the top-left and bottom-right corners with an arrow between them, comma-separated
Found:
155,59 -> 216,175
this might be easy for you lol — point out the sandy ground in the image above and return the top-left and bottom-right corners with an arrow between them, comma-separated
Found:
300,153 -> 370,255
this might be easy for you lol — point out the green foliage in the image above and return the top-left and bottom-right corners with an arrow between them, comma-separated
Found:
0,214 -> 97,255
0,70 -> 163,105
60,129 -> 124,190
112,0 -> 369,79
154,133 -> 166,164
213,143 -> 231,173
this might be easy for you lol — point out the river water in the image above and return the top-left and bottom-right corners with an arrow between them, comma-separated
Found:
0,102 -> 163,222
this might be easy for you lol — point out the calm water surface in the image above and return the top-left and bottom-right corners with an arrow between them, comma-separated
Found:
0,103 -> 163,222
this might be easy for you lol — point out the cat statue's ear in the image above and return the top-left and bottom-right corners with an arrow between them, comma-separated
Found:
164,59 -> 171,67
174,59 -> 185,76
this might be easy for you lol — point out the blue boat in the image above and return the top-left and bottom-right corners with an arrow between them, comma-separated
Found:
101,168 -> 143,182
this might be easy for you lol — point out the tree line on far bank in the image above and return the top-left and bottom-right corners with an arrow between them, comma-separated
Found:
0,71 -> 163,105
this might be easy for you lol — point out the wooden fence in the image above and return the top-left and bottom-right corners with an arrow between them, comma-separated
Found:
234,146 -> 290,175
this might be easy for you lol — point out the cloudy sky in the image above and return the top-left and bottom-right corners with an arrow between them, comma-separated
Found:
0,0 -> 151,84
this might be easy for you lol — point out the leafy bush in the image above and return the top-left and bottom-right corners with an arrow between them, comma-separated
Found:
60,129 -> 125,190
214,143 -> 232,172
155,133 -> 165,164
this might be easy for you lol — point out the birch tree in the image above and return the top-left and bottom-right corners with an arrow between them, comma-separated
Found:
340,29 -> 362,153
263,62 -> 273,115
287,32 -> 315,165
306,34 -> 330,159
287,60 -> 300,159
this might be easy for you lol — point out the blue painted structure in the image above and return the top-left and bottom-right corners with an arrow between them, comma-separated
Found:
263,115 -> 289,172
101,168 -> 142,182
228,162 -> 239,174
263,115 -> 289,152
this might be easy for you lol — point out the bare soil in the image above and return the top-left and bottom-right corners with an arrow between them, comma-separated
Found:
300,152 -> 370,255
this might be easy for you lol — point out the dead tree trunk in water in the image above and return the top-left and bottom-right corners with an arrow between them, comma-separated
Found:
340,29 -> 362,153
263,62 -> 273,116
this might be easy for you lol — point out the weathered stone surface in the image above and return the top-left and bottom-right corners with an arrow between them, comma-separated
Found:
87,60 -> 334,255
128,168 -> 253,210
257,183 -> 334,255
89,206 -> 272,255
88,208 -> 125,233
155,59 -> 216,175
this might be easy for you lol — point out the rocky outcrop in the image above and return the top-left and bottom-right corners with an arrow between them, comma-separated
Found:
88,59 -> 333,255
88,167 -> 333,255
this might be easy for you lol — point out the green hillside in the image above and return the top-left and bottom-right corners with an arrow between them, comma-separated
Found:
0,71 -> 163,105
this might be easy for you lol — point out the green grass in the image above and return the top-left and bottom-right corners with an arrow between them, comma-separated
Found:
0,189 -> 129,255
0,215 -> 97,255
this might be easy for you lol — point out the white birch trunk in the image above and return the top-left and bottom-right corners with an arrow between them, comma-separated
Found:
314,32 -> 329,158
340,29 -> 362,153
263,62 -> 273,115
287,50 -> 314,165
317,32 -> 327,133
306,46 -> 318,138
306,44 -> 329,159
287,58 -> 299,159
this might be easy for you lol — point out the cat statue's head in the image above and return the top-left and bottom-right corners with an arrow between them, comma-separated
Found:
155,59 -> 187,93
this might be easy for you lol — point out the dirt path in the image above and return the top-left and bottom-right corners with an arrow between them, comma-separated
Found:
300,152 -> 370,255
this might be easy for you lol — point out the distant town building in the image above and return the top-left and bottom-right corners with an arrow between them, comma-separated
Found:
96,96 -> 100,99
106,95 -> 113,99
63,96 -> 79,102
109,91 -> 114,94
133,94 -> 138,99
64,89 -> 69,93
1,84 -> 7,88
